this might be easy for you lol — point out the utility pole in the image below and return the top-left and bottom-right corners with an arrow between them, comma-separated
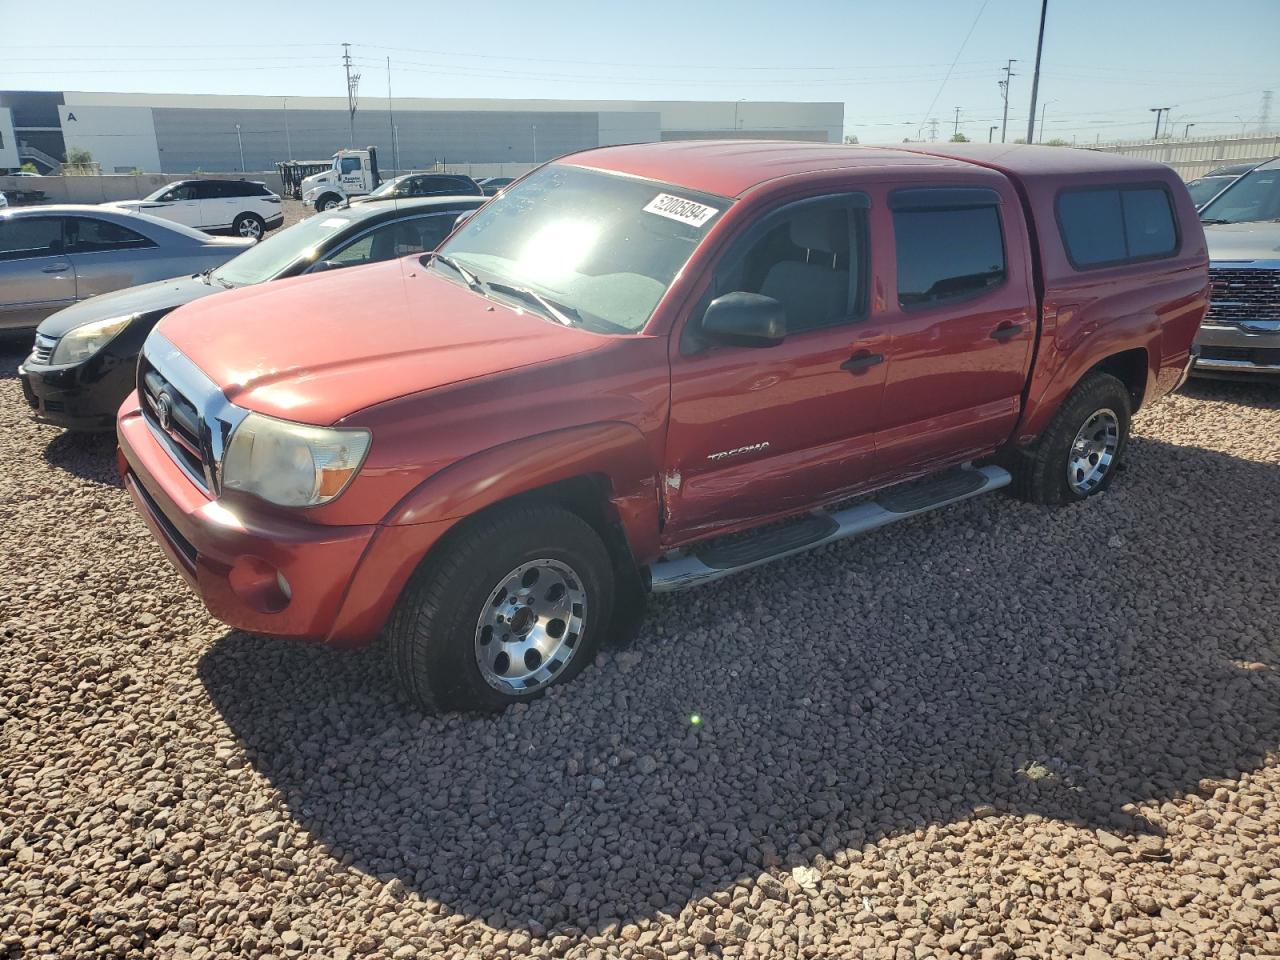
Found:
235,123 -> 245,172
386,56 -> 398,176
953,106 -> 961,137
927,117 -> 939,141
342,43 -> 360,148
1025,0 -> 1049,144
988,125 -> 998,143
1038,99 -> 1056,143
282,98 -> 292,160
999,59 -> 1018,143
1260,90 -> 1274,134
1149,106 -> 1170,140
531,124 -> 537,163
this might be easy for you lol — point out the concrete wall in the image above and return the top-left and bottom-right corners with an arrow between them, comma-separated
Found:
1092,133 -> 1280,180
0,172 -> 286,204
0,109 -> 18,169
59,105 -> 160,173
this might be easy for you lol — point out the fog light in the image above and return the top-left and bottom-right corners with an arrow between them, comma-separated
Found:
276,571 -> 292,601
228,556 -> 291,613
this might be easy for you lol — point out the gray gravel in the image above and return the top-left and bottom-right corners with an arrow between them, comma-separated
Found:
1,334 -> 1278,959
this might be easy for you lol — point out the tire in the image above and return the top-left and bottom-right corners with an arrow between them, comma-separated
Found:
233,213 -> 266,240
315,194 -> 342,212
1008,371 -> 1132,505
388,504 -> 615,713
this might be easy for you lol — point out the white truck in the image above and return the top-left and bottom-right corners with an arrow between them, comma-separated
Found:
299,146 -> 383,211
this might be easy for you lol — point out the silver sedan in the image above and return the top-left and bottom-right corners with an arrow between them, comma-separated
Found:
0,205 -> 254,330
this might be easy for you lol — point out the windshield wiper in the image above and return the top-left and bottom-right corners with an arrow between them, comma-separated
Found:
1200,217 -> 1232,224
487,281 -> 582,327
426,253 -> 483,291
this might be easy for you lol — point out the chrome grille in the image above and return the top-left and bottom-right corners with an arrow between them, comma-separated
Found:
29,334 -> 56,365
1206,267 -> 1280,325
138,353 -> 209,490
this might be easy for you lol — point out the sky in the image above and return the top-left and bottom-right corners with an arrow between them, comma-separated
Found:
3,0 -> 1277,145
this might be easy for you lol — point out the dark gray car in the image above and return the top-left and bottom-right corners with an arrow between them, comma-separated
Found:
1196,221 -> 1280,377
0,205 -> 253,331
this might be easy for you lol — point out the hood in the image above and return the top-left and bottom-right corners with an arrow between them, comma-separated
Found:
37,273 -> 224,338
155,257 -> 608,424
1204,221 -> 1280,262
300,172 -> 334,190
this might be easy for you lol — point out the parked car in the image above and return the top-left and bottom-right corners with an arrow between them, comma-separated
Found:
0,205 -> 252,331
353,173 -> 484,204
1193,220 -> 1280,377
1185,160 -> 1262,209
1197,157 -> 1280,225
117,142 -> 1205,713
109,179 -> 284,239
20,195 -> 486,431
477,177 -> 515,196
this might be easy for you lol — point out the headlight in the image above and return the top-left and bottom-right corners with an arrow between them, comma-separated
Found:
50,314 -> 136,364
221,412 -> 371,507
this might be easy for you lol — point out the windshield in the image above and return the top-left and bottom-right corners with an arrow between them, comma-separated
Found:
1199,160 -> 1280,223
1187,176 -> 1234,208
212,211 -> 357,286
367,177 -> 404,198
437,164 -> 727,333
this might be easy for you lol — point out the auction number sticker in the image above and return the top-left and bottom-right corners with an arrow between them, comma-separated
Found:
643,193 -> 719,227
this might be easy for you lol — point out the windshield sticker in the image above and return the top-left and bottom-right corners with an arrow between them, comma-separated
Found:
643,193 -> 719,227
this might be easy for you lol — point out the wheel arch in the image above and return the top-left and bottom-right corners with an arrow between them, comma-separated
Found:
1092,347 -> 1149,413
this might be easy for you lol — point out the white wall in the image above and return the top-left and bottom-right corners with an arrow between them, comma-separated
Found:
0,109 -> 18,169
60,105 -> 161,173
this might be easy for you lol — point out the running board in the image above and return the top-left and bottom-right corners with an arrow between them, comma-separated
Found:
649,464 -> 1011,593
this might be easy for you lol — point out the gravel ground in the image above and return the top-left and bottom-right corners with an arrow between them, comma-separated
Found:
1,330 -> 1278,959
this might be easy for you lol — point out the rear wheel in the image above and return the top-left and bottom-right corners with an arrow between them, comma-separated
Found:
233,212 -> 265,240
1008,371 -> 1132,505
388,504 -> 614,713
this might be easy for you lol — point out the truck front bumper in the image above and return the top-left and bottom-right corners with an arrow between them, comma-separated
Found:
117,392 -> 451,646
1193,322 -> 1280,376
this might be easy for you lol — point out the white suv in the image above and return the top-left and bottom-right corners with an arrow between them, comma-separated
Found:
111,179 -> 283,240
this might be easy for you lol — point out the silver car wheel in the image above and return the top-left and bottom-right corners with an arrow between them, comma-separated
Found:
1066,408 -> 1119,495
321,197 -> 341,211
237,216 -> 263,239
474,559 -> 586,695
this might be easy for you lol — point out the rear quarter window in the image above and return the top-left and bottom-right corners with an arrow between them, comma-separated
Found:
1056,185 -> 1178,269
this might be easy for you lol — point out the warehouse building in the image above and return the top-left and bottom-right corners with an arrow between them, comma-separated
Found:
0,90 -> 844,174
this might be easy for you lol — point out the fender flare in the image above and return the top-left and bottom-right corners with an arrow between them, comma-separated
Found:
385,420 -> 663,563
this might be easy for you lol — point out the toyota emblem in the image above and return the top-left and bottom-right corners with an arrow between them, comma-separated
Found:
156,392 -> 173,431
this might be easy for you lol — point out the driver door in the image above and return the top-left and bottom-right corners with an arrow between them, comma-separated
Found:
663,193 -> 889,542
141,183 -> 201,227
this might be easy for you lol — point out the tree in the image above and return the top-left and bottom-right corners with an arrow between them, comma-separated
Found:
66,147 -> 93,165
1044,138 -> 1070,147
1012,137 -> 1028,144
20,162 -> 38,174
843,135 -> 859,144
950,133 -> 970,143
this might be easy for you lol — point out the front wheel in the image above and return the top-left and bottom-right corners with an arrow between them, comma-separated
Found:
388,504 -> 615,713
1008,370 -> 1132,505
233,213 -> 265,240
315,194 -> 342,212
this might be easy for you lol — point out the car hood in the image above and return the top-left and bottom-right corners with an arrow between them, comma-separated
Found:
155,256 -> 608,424
1204,221 -> 1280,262
37,273 -> 224,338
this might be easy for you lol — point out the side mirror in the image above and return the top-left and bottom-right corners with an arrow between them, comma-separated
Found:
307,260 -> 346,273
701,292 -> 787,348
454,210 -> 476,230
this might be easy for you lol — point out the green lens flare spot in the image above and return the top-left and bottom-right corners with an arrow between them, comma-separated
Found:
689,713 -> 702,726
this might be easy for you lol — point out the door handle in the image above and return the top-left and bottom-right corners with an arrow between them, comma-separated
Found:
42,264 -> 71,273
991,322 -> 1023,341
841,351 -> 884,373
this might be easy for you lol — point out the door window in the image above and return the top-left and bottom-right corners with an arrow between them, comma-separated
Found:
706,200 -> 862,335
324,215 -> 457,268
340,157 -> 363,175
893,196 -> 1006,308
0,217 -> 65,261
68,217 -> 156,252
159,184 -> 197,202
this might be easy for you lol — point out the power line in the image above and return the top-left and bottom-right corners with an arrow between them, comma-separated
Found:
915,0 -> 991,140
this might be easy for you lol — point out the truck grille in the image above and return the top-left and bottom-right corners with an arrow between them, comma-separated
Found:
1206,267 -> 1280,325
29,334 -> 56,365
138,354 -> 209,490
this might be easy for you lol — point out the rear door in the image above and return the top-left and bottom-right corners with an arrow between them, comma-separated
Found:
0,215 -> 76,329
872,185 -> 1036,474
664,192 -> 889,540
194,181 -> 233,229
65,215 -> 160,300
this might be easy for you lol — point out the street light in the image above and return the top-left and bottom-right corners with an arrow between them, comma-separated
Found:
988,125 -> 998,143
235,123 -> 245,172
1235,115 -> 1247,137
531,124 -> 537,164
1183,122 -> 1196,139
1038,99 -> 1057,143
734,99 -> 746,132
282,99 -> 292,160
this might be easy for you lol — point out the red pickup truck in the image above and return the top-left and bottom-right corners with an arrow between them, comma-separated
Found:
116,142 -> 1207,712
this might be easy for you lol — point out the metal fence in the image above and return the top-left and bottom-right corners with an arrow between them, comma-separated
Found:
1090,132 -> 1280,180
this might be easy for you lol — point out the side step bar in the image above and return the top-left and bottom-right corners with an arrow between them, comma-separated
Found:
649,464 -> 1011,593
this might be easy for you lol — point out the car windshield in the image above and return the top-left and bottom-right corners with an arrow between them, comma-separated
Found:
367,177 -> 405,198
1199,160 -> 1280,223
1187,176 -> 1234,207
212,211 -> 357,286
437,164 -> 728,333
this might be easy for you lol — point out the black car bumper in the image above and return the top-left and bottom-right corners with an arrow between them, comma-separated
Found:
19,325 -> 151,431
1193,322 -> 1280,377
